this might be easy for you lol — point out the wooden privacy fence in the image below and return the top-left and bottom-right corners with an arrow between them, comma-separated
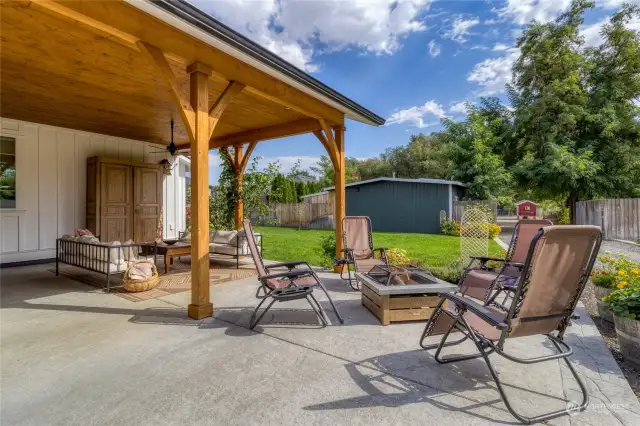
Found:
253,202 -> 335,229
576,198 -> 640,241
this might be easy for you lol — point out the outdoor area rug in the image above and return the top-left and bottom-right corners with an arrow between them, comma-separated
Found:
50,260 -> 257,302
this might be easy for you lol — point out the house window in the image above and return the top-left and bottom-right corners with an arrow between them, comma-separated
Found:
0,136 -> 16,208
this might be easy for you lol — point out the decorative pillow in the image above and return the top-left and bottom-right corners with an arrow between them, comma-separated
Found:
122,239 -> 137,262
127,261 -> 154,281
75,228 -> 94,237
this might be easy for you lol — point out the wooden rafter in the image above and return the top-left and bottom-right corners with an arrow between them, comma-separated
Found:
32,0 -> 140,50
313,130 -> 338,169
239,142 -> 258,174
175,118 -> 321,150
137,41 -> 196,143
208,81 -> 246,139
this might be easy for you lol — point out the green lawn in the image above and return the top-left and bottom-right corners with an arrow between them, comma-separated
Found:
255,226 -> 505,268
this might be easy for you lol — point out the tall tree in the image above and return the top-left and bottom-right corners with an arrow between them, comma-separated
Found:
440,111 -> 512,199
510,0 -> 601,221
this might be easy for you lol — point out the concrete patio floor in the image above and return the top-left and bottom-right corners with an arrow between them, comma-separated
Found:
2,263 -> 639,425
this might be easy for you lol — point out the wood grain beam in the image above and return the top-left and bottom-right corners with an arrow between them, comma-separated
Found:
137,41 -> 196,143
239,141 -> 258,174
31,0 -> 140,49
175,118 -> 321,150
313,130 -> 338,169
208,81 -> 246,139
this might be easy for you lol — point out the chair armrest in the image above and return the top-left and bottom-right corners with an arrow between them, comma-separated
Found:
267,260 -> 312,270
504,261 -> 525,268
470,256 -> 506,263
445,293 -> 509,330
374,247 -> 388,253
261,269 -> 312,281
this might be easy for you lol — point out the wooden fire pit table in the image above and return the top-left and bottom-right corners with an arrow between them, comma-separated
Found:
356,265 -> 457,326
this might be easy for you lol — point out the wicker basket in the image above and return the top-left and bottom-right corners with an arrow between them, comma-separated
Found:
123,261 -> 160,292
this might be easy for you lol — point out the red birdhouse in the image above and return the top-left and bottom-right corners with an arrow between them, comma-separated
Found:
516,200 -> 537,218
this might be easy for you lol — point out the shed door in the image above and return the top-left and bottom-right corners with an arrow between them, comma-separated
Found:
100,163 -> 133,242
133,167 -> 162,243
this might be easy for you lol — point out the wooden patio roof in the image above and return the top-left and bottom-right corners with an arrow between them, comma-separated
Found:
0,0 -> 382,149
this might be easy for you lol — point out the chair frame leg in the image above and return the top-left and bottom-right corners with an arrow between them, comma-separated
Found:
419,296 -> 469,350
311,271 -> 344,324
306,294 -> 329,326
249,295 -> 276,329
425,309 -> 589,425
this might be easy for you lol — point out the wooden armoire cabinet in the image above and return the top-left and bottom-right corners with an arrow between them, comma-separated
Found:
87,157 -> 163,243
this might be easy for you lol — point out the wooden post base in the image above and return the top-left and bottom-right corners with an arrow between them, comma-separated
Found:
188,303 -> 213,319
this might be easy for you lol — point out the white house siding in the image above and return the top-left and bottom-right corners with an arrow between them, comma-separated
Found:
0,117 -> 188,264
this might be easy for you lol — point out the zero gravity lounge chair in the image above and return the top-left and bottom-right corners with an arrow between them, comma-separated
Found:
420,225 -> 602,424
457,219 -> 553,309
243,220 -> 344,329
341,216 -> 389,290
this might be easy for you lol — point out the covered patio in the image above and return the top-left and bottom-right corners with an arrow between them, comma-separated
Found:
2,264 -> 639,425
0,0 -> 384,318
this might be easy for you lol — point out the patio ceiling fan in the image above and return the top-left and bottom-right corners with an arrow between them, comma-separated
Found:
150,119 -> 179,157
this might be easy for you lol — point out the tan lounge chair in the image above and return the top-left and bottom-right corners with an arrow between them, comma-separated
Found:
458,219 -> 553,308
420,225 -> 602,424
243,219 -> 343,329
341,216 -> 388,290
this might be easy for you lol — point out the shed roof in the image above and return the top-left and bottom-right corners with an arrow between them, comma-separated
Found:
515,200 -> 537,206
324,177 -> 468,191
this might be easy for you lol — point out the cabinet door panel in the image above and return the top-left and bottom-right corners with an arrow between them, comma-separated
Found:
134,167 -> 162,243
100,163 -> 132,242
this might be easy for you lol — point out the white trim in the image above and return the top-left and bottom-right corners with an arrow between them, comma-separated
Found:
448,184 -> 453,220
324,177 -> 468,191
127,0 -> 375,125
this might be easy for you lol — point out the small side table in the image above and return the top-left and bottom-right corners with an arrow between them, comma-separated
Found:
151,242 -> 192,274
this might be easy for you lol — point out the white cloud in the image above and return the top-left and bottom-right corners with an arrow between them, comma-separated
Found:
599,0 -> 640,8
445,15 -> 481,43
192,0 -> 434,72
493,43 -> 510,51
449,102 -> 468,114
500,0 -> 572,25
427,39 -> 441,57
468,47 -> 520,95
386,100 -> 446,128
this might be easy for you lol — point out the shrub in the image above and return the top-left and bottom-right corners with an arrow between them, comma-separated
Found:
428,261 -> 464,283
591,252 -> 638,289
386,248 -> 410,265
556,207 -> 570,225
319,234 -> 336,268
440,218 -> 460,237
602,284 -> 640,320
488,223 -> 501,239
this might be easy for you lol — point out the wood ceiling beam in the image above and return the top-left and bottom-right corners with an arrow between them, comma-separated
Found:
176,118 -> 322,150
208,81 -> 246,139
138,41 -> 196,143
56,1 -> 345,126
31,0 -> 140,49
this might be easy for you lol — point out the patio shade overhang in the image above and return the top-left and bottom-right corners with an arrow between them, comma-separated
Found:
1,0 -> 382,319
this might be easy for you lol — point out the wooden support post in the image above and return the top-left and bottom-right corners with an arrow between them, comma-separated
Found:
187,62 -> 213,320
333,126 -> 346,273
233,144 -> 244,230
231,142 -> 257,230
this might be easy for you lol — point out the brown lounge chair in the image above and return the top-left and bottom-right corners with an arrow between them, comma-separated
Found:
243,219 -> 344,329
457,219 -> 553,309
340,216 -> 389,290
420,225 -> 602,424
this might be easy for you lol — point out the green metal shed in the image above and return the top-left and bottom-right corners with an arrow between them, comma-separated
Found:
328,178 -> 467,234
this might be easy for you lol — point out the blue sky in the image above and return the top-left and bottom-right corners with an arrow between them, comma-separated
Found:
194,0 -> 640,183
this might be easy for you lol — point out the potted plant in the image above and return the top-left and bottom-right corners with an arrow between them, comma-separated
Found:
603,275 -> 640,368
590,252 -> 633,322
